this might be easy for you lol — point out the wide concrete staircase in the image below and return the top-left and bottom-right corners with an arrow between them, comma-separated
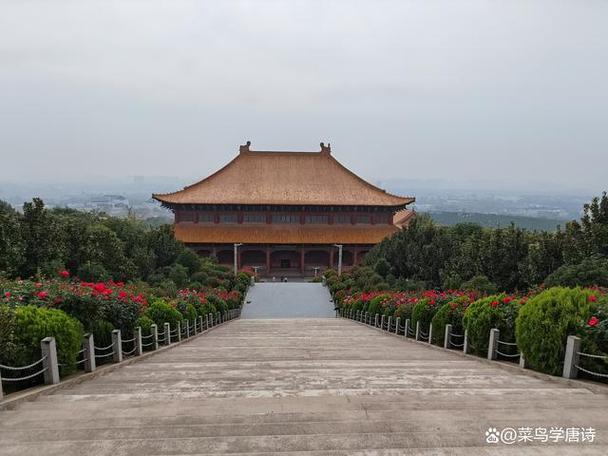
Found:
1,318 -> 607,455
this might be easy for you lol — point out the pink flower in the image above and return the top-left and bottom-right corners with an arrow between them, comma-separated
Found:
588,316 -> 599,327
59,270 -> 70,278
588,295 -> 597,303
37,291 -> 48,299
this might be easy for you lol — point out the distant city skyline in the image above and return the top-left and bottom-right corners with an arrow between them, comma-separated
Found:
1,1 -> 607,192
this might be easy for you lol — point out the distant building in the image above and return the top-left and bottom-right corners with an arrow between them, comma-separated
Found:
153,142 -> 415,276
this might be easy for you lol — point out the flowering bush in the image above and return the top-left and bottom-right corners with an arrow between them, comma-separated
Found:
430,295 -> 474,346
516,287 -> 607,375
463,294 -> 521,357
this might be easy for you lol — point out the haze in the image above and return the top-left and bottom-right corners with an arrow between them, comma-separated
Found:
1,0 -> 607,193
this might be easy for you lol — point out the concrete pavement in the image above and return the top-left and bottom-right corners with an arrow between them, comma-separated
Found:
1,318 -> 607,455
241,282 -> 335,319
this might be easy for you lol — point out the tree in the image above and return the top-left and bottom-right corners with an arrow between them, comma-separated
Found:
0,200 -> 24,276
20,198 -> 67,277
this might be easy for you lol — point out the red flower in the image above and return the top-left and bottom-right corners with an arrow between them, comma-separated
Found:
502,296 -> 513,304
4,292 -> 11,298
588,316 -> 599,327
59,270 -> 70,278
118,290 -> 128,299
93,283 -> 106,293
37,291 -> 48,299
588,295 -> 597,303
490,300 -> 499,308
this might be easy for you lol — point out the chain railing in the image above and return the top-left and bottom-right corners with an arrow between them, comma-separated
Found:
563,335 -> 608,380
1,304 -> 243,400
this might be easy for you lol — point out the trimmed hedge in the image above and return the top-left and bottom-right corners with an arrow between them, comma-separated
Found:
431,296 -> 470,346
144,299 -> 183,328
13,306 -> 84,374
515,287 -> 597,375
463,295 -> 519,357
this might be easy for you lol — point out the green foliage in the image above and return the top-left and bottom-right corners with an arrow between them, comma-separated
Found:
463,295 -> 519,357
136,315 -> 154,333
176,302 -> 197,322
431,296 -> 470,345
13,306 -> 83,374
90,320 -> 115,348
0,201 -> 25,276
411,299 -> 440,340
207,294 -> 228,314
100,299 -> 140,335
144,299 -> 183,328
0,305 -> 19,367
544,256 -> 608,288
516,287 -> 596,375
461,275 -> 497,294
374,258 -> 391,278
76,262 -> 110,283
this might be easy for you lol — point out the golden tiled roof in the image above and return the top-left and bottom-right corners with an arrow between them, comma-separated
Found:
153,143 -> 415,207
174,222 -> 399,245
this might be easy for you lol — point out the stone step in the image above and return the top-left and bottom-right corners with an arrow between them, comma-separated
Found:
2,431 -> 606,455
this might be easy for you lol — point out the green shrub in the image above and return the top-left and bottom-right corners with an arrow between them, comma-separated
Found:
461,275 -> 497,294
100,299 -> 140,335
411,298 -> 440,339
77,262 -> 110,282
207,294 -> 228,314
0,305 -> 19,367
57,294 -> 104,331
13,306 -> 83,374
431,296 -> 470,346
136,315 -> 154,333
90,320 -> 114,348
544,257 -> 608,288
144,299 -> 182,328
516,287 -> 597,375
463,294 -> 519,357
176,302 -> 197,323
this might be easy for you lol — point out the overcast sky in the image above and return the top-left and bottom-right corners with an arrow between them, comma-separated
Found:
1,0 -> 607,192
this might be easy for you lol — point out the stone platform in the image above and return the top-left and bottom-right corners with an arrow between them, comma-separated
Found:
1,318 -> 607,454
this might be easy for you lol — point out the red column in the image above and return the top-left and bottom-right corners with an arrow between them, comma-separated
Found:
266,247 -> 271,274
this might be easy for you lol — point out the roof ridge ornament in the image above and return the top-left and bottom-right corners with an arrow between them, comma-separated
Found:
239,141 -> 251,154
320,142 -> 331,155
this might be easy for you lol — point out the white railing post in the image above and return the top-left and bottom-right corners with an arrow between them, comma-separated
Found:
164,323 -> 171,344
135,327 -> 143,356
186,320 -> 190,338
404,319 -> 410,338
488,328 -> 499,360
210,313 -> 214,327
83,333 -> 96,373
198,316 -> 203,333
463,329 -> 470,355
0,372 -> 3,399
428,323 -> 433,344
519,353 -> 527,369
415,321 -> 421,341
193,318 -> 197,335
381,315 -> 385,330
176,321 -> 182,342
112,330 -> 123,363
151,324 -> 158,350
206,314 -> 210,329
41,337 -> 60,385
374,314 -> 379,327
388,316 -> 392,332
444,324 -> 452,349
395,317 -> 400,335
563,335 -> 581,379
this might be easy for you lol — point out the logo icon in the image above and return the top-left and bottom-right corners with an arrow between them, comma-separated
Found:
485,428 -> 500,444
